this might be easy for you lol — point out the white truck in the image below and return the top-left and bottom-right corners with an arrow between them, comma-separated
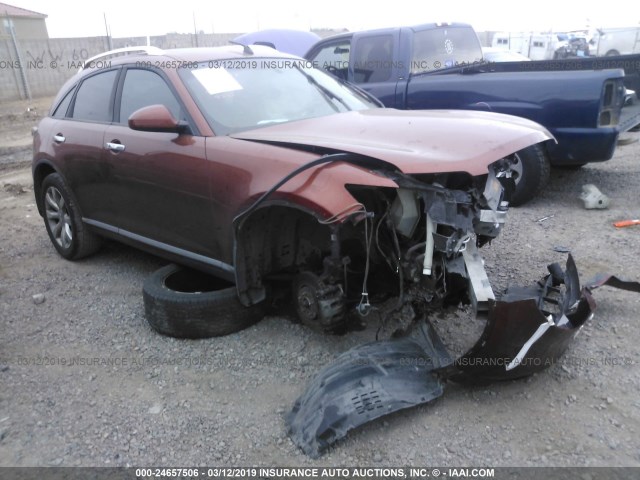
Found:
590,27 -> 640,56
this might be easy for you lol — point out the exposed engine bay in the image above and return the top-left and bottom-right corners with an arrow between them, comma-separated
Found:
285,157 -> 514,336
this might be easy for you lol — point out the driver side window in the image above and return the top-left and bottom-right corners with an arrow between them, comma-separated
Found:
119,69 -> 183,124
309,40 -> 351,81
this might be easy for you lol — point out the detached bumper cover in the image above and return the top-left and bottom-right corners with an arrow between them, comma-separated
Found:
452,254 -> 593,382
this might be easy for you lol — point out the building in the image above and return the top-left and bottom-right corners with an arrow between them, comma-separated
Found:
0,2 -> 48,39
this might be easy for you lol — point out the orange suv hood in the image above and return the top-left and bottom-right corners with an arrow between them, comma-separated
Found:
231,108 -> 553,176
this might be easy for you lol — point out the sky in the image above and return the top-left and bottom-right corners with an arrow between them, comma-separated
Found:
8,0 -> 640,38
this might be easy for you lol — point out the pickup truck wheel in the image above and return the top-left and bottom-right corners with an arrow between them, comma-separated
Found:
41,173 -> 101,260
557,163 -> 586,170
143,264 -> 265,339
509,144 -> 550,206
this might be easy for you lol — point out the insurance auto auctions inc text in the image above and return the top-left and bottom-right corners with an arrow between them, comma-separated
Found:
194,467 -> 496,478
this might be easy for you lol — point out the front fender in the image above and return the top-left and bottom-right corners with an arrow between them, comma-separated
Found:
232,154 -> 399,306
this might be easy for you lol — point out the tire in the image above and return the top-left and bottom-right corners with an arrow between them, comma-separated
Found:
143,264 -> 265,338
509,144 -> 550,206
556,163 -> 586,170
40,173 -> 101,260
605,50 -> 620,57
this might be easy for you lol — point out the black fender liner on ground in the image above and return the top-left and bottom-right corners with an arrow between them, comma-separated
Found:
143,264 -> 265,339
286,322 -> 452,458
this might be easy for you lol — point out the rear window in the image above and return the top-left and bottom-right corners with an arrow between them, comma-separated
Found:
411,27 -> 483,74
52,88 -> 75,118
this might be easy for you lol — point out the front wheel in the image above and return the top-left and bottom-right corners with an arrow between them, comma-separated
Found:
508,144 -> 550,206
41,173 -> 101,260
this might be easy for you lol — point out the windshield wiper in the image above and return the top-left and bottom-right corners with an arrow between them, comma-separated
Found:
297,67 -> 351,112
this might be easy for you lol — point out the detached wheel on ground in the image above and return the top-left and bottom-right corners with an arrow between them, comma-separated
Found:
508,144 -> 550,206
40,173 -> 101,260
143,264 -> 265,339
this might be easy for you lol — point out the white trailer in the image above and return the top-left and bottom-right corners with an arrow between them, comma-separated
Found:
491,32 -> 568,60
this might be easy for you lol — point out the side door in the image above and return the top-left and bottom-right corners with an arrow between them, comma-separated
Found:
52,68 -> 120,223
102,67 -> 217,258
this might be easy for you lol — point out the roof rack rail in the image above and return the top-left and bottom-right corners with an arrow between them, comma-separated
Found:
81,46 -> 164,70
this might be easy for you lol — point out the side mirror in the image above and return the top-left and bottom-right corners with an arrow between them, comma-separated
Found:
128,105 -> 191,134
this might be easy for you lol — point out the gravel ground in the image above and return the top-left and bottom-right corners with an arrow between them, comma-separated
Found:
1,97 -> 639,468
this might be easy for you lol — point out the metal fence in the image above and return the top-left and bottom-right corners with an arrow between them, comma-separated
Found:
0,32 -> 238,101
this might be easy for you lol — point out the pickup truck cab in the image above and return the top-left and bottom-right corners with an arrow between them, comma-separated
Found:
306,23 -> 640,204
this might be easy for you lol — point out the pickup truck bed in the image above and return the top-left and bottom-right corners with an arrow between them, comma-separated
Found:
474,54 -> 640,134
406,68 -> 634,164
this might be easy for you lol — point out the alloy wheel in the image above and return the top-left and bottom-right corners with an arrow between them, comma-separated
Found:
44,186 -> 73,249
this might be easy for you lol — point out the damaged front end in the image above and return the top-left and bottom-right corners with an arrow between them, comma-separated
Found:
284,157 -> 518,456
282,159 -> 638,458
280,157 -> 517,335
286,250 -> 601,457
228,125 -> 636,456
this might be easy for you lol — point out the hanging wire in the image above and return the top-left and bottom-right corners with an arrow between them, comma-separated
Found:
318,203 -> 366,224
357,212 -> 374,316
374,208 -> 399,273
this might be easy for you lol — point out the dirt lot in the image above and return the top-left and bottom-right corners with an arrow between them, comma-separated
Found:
1,97 -> 639,468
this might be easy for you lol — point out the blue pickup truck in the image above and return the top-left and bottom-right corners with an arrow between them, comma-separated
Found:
301,23 -> 640,204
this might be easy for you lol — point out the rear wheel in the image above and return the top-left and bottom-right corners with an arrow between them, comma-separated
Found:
509,144 -> 550,206
41,173 -> 101,260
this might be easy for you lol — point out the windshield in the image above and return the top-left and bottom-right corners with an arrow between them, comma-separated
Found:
179,60 -> 378,135
411,26 -> 483,74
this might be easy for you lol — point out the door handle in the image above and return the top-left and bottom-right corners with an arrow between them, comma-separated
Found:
105,142 -> 125,152
53,134 -> 65,143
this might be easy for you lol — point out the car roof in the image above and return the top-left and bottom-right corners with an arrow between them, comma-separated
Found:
87,44 -> 300,68
52,45 -> 305,114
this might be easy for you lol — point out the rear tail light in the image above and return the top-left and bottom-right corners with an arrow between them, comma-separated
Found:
598,79 -> 624,127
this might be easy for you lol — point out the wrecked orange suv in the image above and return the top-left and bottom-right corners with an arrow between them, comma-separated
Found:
33,45 -> 619,457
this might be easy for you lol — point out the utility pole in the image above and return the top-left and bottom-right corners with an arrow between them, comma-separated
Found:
103,13 -> 112,50
193,12 -> 198,47
5,11 -> 31,100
